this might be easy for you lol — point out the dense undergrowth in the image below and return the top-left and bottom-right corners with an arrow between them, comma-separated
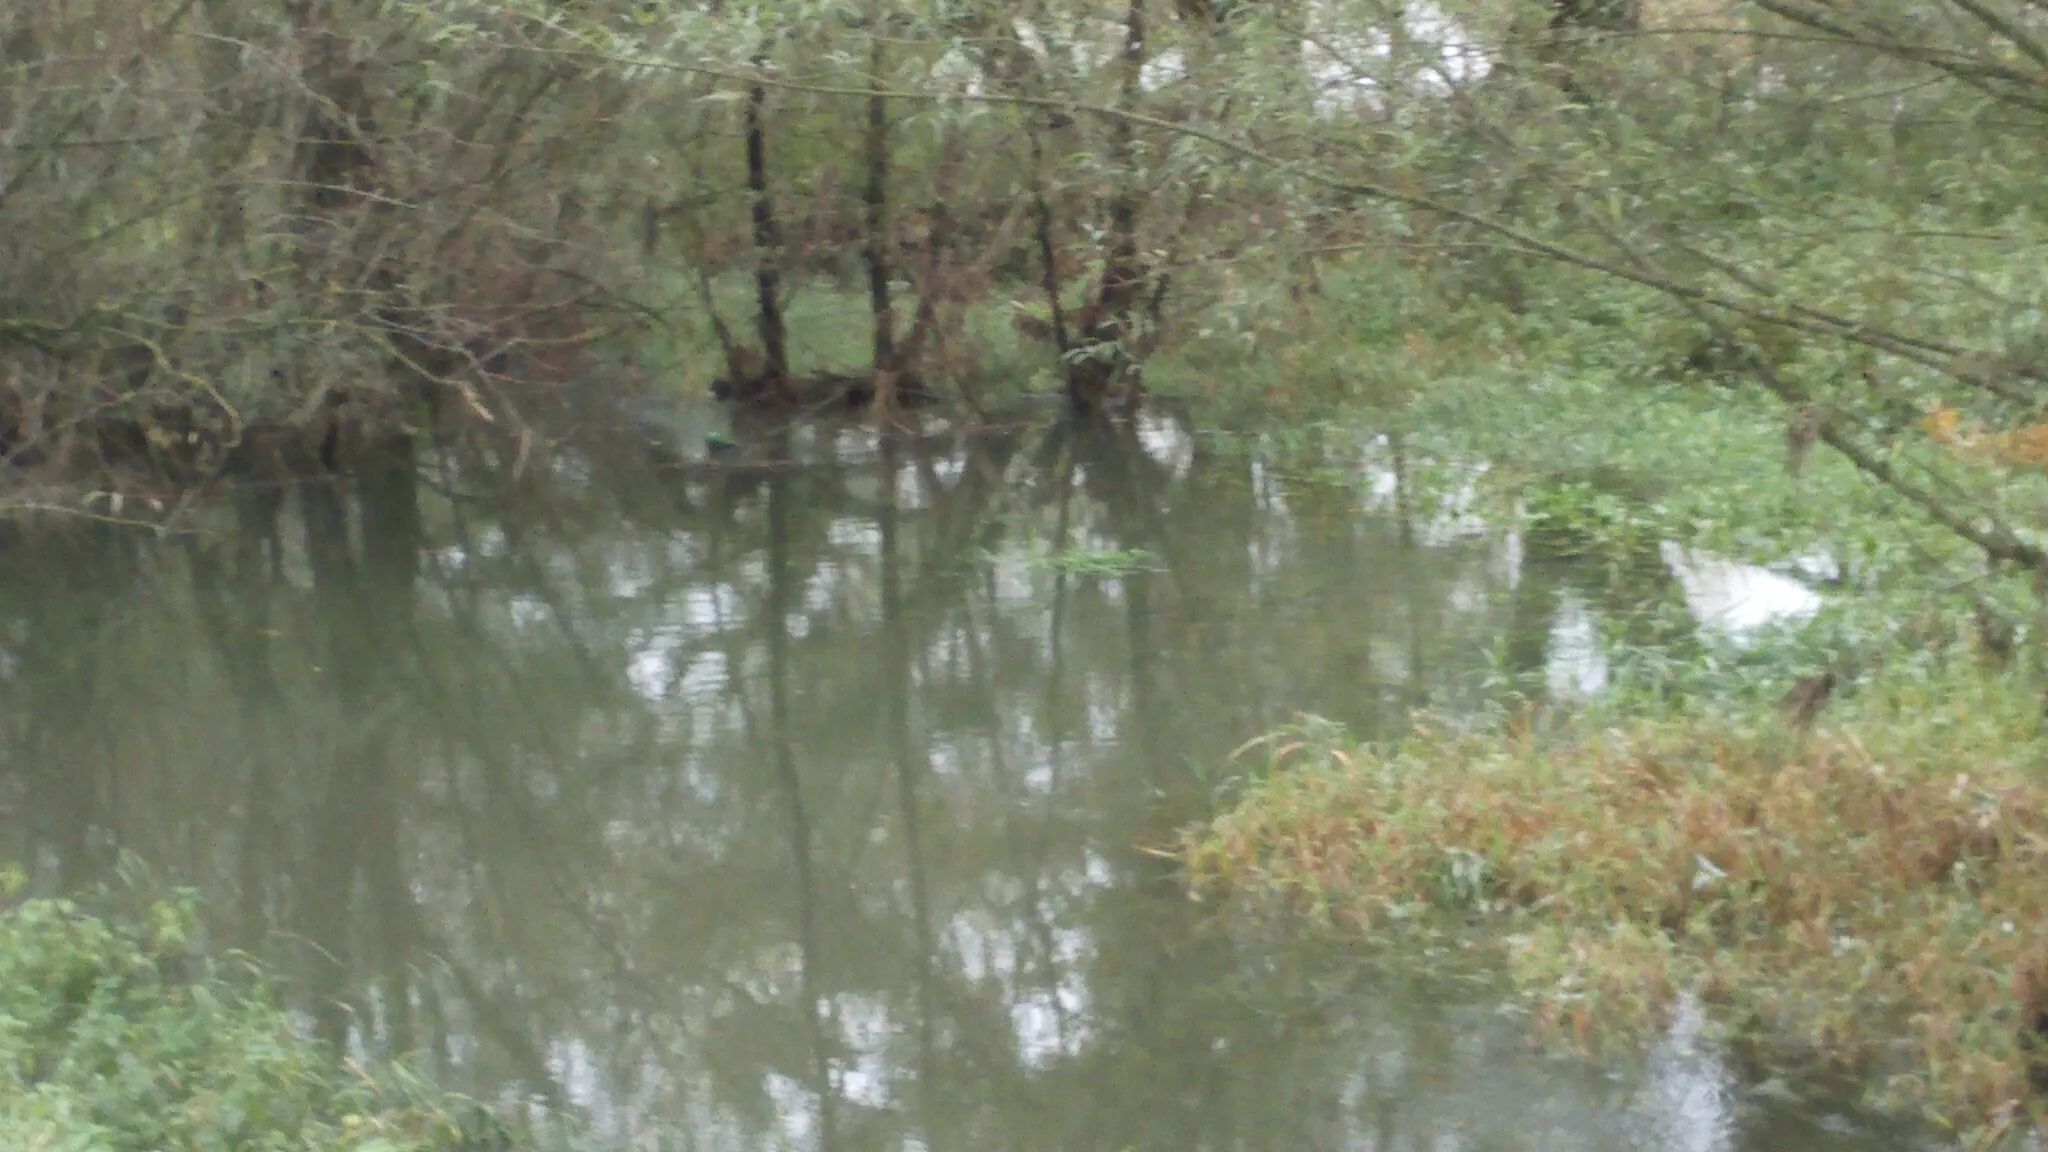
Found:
1185,662 -> 2048,1145
0,873 -> 551,1152
1140,218 -> 2048,1144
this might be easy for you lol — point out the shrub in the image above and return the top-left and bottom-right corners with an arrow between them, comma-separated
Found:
1184,665 -> 2048,1144
0,880 -> 512,1152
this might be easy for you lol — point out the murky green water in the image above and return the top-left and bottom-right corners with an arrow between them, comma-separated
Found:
0,410 -> 1927,1150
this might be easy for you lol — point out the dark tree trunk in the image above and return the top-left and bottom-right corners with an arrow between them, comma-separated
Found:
1551,0 -> 1637,34
287,1 -> 376,216
1540,0 -> 1639,102
745,58 -> 789,386
1029,132 -> 1073,360
861,29 -> 899,415
1069,0 -> 1149,416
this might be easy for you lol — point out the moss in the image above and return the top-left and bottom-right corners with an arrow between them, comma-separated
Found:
1184,666 -> 2048,1145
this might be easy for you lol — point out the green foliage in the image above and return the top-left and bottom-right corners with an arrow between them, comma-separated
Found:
1186,660 -> 2048,1144
0,872 -> 518,1152
1256,233 -> 2044,702
11,0 -> 2048,612
1025,539 -> 1159,577
977,528 -> 1160,577
1522,477 -> 1666,567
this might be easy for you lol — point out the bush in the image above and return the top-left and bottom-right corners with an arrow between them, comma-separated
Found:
0,880 -> 512,1152
1184,664 -> 2048,1145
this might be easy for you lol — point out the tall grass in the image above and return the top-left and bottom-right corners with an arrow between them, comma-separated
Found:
1184,666 -> 2048,1144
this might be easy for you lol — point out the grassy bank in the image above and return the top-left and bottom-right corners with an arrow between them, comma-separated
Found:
0,877 -> 538,1152
1184,668 -> 2048,1145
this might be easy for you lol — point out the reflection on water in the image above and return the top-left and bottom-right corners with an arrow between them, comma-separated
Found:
1661,543 -> 1824,642
0,411 -> 1919,1150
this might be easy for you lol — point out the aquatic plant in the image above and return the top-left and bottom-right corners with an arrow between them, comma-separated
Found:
1026,540 -> 1160,578
1185,665 -> 2048,1145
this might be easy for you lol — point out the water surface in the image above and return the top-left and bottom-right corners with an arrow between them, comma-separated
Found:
0,409 -> 1925,1150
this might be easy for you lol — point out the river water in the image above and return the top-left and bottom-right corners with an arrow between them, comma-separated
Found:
0,408 -> 1933,1150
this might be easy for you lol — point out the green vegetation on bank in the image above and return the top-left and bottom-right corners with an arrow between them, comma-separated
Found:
1185,663 -> 2048,1145
14,0 -> 2048,1140
0,875 -> 531,1152
1168,232 -> 2048,1141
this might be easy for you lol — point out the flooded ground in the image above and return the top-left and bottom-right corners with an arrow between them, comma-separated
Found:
0,407 -> 1932,1150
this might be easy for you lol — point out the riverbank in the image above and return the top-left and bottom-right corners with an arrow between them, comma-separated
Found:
1184,664 -> 2048,1145
0,877 -> 549,1152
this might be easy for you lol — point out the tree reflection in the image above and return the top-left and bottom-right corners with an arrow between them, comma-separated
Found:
0,415 -> 1888,1151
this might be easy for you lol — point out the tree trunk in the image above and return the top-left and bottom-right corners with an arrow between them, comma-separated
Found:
1069,0 -> 1149,416
897,132 -> 962,368
1029,132 -> 1073,360
287,1 -> 375,217
745,52 -> 789,391
861,25 -> 899,418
